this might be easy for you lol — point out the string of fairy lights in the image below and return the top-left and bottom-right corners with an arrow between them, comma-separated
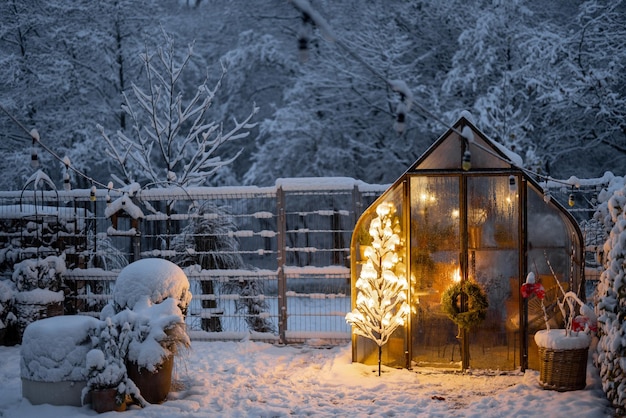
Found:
290,0 -> 595,207
0,1 -> 602,209
0,103 -> 116,203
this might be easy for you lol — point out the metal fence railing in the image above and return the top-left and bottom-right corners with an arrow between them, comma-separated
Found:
0,176 -> 606,344
0,178 -> 386,344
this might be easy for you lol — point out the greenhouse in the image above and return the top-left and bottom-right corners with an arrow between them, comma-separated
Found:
350,116 -> 584,371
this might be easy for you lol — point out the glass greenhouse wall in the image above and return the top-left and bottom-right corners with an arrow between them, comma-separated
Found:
350,117 -> 584,371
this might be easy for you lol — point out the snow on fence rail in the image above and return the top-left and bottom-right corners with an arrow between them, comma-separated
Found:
0,178 -> 386,345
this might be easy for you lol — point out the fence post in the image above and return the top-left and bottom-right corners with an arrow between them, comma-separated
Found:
276,186 -> 287,344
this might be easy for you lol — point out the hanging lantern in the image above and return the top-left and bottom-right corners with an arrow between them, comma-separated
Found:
90,185 -> 96,202
462,150 -> 471,171
568,192 -> 575,207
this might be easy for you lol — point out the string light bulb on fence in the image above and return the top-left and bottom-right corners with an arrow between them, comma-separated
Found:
62,155 -> 71,191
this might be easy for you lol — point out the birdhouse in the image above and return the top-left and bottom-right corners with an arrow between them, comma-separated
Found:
349,116 -> 584,372
105,194 -> 144,234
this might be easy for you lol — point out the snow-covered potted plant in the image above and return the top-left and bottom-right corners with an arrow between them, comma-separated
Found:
11,254 -> 66,341
100,258 -> 192,404
82,317 -> 144,412
522,271 -> 596,391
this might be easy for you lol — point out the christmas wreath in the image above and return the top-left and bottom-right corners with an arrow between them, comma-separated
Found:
441,281 -> 488,329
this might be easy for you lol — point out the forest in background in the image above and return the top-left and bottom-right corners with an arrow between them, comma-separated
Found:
0,0 -> 624,191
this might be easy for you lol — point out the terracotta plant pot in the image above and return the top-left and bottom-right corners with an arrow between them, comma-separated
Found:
127,355 -> 174,404
91,388 -> 126,413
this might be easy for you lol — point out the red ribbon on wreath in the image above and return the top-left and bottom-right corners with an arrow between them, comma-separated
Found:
521,282 -> 545,300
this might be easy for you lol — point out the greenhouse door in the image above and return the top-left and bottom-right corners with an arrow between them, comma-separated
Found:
409,175 -> 521,370
464,176 -> 520,370
409,176 -> 461,368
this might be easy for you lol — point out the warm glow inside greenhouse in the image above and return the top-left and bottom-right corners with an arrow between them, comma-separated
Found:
350,116 -> 584,372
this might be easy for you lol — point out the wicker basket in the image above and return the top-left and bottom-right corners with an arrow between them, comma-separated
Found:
537,346 -> 588,391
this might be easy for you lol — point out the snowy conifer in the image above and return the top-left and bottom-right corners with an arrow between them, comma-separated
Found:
595,181 -> 626,415
346,201 -> 409,375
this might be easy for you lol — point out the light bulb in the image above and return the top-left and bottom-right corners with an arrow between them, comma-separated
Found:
543,190 -> 551,203
63,172 -> 71,191
462,150 -> 471,171
508,175 -> 517,193
30,147 -> 39,168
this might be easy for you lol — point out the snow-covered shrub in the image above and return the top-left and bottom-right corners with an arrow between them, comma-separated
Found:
108,258 -> 191,315
173,201 -> 274,333
82,317 -> 143,406
595,179 -> 626,414
11,254 -> 66,292
115,297 -> 190,372
100,258 -> 191,374
0,280 -> 15,334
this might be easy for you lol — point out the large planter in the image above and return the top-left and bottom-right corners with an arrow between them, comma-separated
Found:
91,388 -> 127,413
535,329 -> 590,391
127,355 -> 174,404
22,379 -> 87,407
21,315 -> 100,406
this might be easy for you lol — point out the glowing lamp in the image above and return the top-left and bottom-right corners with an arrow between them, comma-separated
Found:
462,150 -> 471,171
452,267 -> 461,283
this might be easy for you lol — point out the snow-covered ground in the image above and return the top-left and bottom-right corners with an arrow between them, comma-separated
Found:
0,338 -> 614,417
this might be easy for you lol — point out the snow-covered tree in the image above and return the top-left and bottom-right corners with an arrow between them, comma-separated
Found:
99,30 -> 258,191
245,1 -> 427,185
345,201 -> 409,376
528,0 -> 626,178
595,179 -> 626,415
441,0 -> 544,170
0,0 -> 164,189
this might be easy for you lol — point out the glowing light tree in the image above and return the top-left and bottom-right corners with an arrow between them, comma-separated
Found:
346,202 -> 409,376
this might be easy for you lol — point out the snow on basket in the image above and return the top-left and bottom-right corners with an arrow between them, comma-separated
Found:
534,329 -> 590,392
20,315 -> 101,406
111,258 -> 192,313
